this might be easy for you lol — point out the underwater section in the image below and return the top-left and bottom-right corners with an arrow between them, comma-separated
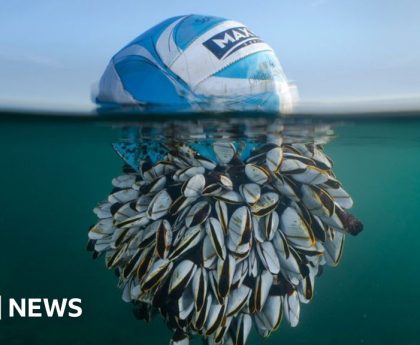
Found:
1,115 -> 419,345
88,118 -> 362,345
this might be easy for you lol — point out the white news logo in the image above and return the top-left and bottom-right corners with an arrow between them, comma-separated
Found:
0,296 -> 82,319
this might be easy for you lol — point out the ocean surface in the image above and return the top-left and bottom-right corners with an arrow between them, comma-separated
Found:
0,113 -> 419,345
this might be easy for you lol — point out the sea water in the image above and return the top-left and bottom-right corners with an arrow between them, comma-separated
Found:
0,114 -> 419,345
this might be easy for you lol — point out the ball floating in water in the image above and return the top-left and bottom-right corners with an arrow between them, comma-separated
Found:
94,14 -> 297,113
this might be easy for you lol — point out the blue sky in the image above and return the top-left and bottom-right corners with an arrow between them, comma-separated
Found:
1,0 -> 419,112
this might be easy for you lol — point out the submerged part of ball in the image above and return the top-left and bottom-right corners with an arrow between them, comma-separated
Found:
94,14 -> 297,113
88,126 -> 363,345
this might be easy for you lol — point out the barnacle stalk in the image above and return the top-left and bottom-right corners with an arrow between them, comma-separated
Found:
88,118 -> 362,345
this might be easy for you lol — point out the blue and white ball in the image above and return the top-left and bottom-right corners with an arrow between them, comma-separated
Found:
94,14 -> 297,112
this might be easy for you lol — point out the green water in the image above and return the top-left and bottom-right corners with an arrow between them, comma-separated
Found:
0,117 -> 419,345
